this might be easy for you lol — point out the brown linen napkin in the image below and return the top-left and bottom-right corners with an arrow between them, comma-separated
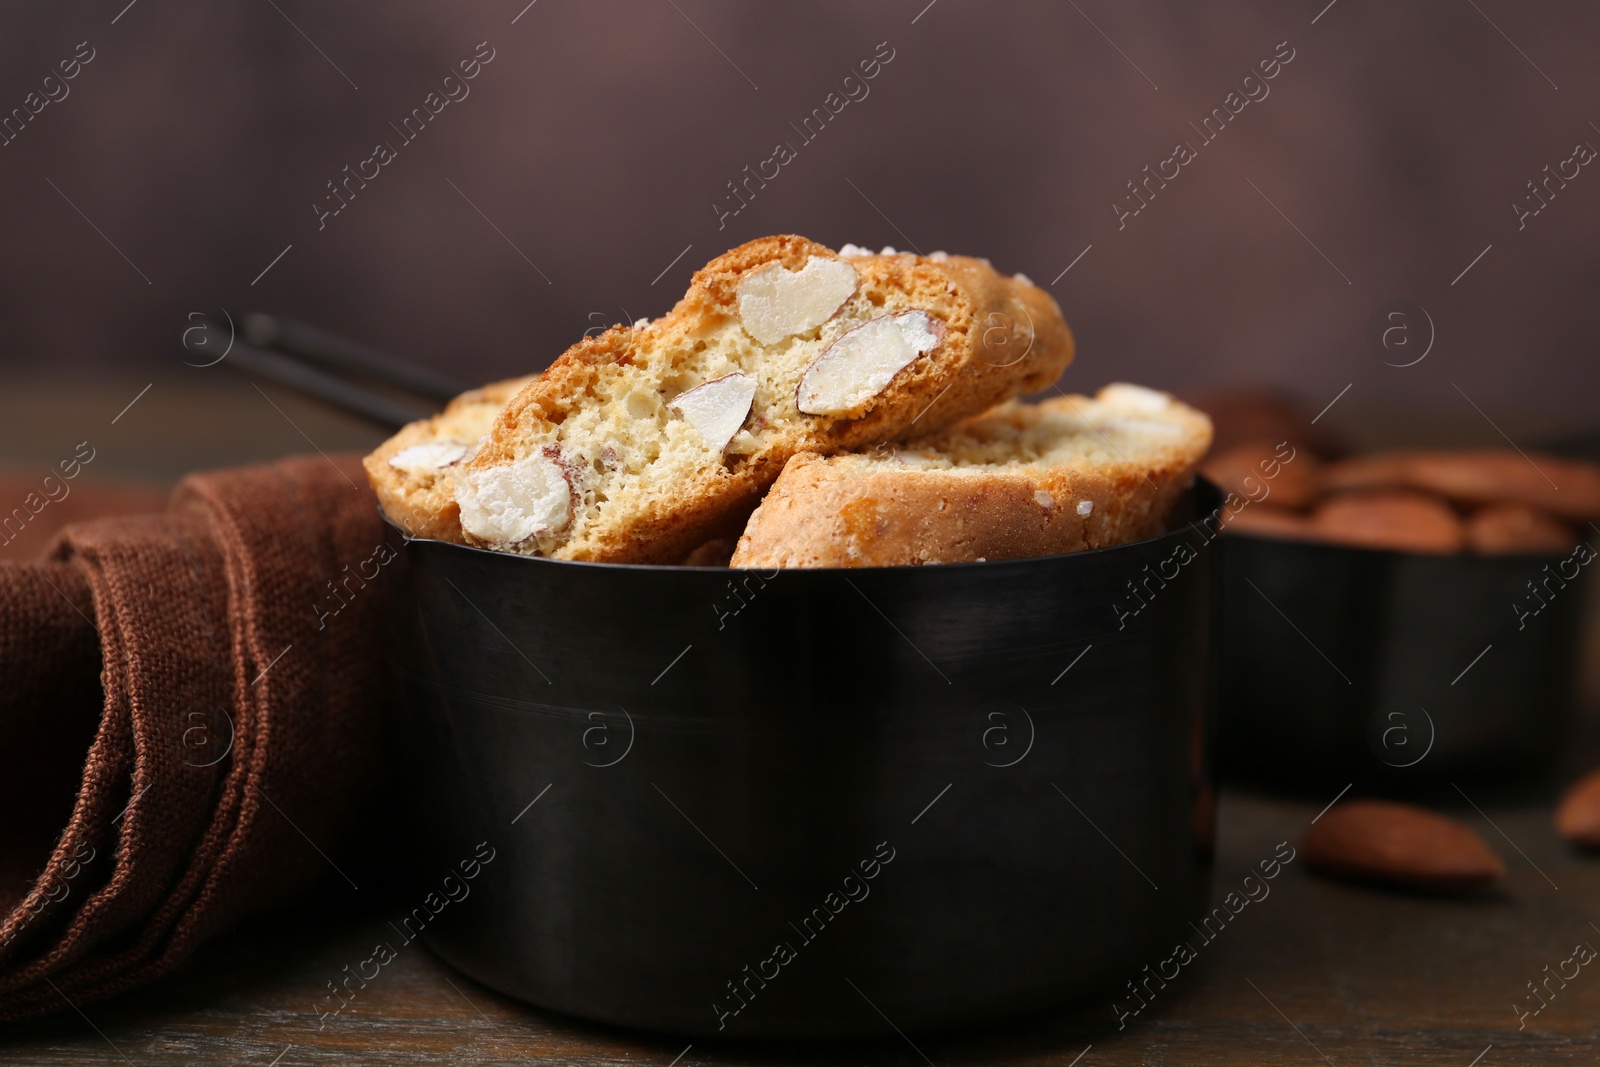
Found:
0,455 -> 389,1020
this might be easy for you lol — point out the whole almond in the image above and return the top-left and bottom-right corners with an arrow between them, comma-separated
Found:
1555,769 -> 1600,848
1404,450 -> 1600,523
1465,504 -> 1575,556
1303,800 -> 1505,893
1324,449 -> 1600,522
1202,439 -> 1323,510
1322,452 -> 1414,495
1311,492 -> 1465,554
1221,503 -> 1316,540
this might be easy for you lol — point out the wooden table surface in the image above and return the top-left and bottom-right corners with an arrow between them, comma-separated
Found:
4,787 -> 1598,1066
4,383 -> 1600,1064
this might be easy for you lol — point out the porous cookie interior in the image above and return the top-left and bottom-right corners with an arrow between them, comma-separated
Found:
479,251 -> 982,558
364,374 -> 536,542
726,384 -> 1212,569
862,385 -> 1208,475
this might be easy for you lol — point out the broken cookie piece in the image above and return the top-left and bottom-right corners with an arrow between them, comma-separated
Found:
729,383 -> 1212,568
362,375 -> 536,543
456,235 -> 1075,562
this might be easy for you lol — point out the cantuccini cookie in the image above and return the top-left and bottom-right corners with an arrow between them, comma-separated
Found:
454,235 -> 1074,562
362,375 -> 535,543
728,383 -> 1211,568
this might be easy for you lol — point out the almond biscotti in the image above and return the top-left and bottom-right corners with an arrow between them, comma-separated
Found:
455,235 -> 1074,563
362,375 -> 535,542
728,384 -> 1211,568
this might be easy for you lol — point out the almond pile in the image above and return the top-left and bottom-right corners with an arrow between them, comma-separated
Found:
1205,443 -> 1600,554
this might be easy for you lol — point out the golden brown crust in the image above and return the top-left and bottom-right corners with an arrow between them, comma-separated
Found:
361,375 -> 535,542
465,236 -> 1075,562
729,385 -> 1211,568
727,454 -> 1159,567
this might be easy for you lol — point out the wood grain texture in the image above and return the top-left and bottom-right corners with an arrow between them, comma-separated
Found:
3,791 -> 1598,1065
3,391 -> 1598,1063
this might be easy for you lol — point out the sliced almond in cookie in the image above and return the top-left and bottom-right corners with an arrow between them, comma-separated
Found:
797,311 -> 944,415
455,236 -> 1074,562
669,372 -> 757,453
389,440 -> 470,473
456,448 -> 572,548
736,255 -> 859,344
361,374 -> 536,543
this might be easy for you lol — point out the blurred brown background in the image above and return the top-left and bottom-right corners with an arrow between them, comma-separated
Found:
0,0 -> 1596,483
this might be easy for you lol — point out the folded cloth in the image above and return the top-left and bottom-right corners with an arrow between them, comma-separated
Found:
0,455 -> 389,1020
